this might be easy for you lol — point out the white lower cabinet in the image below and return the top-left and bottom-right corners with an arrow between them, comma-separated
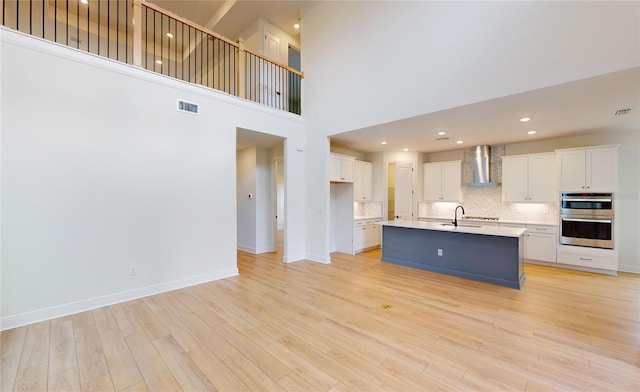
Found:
500,223 -> 557,263
525,226 -> 557,263
556,246 -> 618,271
354,219 -> 381,253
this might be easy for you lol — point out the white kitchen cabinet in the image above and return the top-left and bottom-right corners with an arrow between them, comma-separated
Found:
502,153 -> 556,202
525,225 -> 557,263
354,219 -> 381,253
556,146 -> 618,192
354,160 -> 373,201
330,153 -> 355,183
500,223 -> 557,263
423,161 -> 461,202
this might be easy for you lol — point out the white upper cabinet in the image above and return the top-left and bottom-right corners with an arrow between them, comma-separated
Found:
556,146 -> 618,192
502,153 -> 556,203
354,160 -> 373,201
423,161 -> 461,202
330,153 -> 355,183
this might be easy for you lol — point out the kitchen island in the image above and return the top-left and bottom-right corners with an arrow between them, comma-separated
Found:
381,220 -> 527,289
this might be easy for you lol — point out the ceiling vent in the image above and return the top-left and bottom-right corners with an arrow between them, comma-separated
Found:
614,108 -> 631,116
436,137 -> 450,141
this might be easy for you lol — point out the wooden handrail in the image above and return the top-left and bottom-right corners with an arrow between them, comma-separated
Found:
242,46 -> 304,78
138,0 -> 304,78
139,0 -> 239,47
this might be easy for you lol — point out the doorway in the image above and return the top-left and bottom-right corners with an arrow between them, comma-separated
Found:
272,156 -> 285,252
236,128 -> 286,260
387,161 -> 414,220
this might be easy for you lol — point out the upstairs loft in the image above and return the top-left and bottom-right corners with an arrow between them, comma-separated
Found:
1,0 -> 303,115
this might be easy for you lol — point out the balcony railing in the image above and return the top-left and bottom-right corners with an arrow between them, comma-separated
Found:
0,0 -> 303,114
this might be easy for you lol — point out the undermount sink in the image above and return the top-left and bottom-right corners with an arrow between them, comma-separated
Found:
441,223 -> 482,228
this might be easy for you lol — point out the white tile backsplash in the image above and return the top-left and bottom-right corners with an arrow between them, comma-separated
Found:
354,201 -> 382,218
420,185 -> 558,224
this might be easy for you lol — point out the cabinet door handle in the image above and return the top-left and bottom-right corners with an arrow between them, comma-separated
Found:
579,257 -> 592,261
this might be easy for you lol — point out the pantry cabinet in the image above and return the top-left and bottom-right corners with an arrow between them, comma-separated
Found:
353,160 -> 373,201
502,153 -> 556,203
423,161 -> 461,202
330,153 -> 355,183
556,146 -> 618,192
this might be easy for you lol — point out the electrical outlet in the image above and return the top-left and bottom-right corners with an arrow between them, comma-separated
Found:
129,265 -> 137,276
437,249 -> 443,256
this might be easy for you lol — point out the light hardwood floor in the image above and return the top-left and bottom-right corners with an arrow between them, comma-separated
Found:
2,245 -> 639,391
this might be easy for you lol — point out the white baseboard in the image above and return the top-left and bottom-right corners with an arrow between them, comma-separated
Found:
237,244 -> 257,254
618,263 -> 640,274
283,252 -> 306,263
305,252 -> 331,264
1,268 -> 238,331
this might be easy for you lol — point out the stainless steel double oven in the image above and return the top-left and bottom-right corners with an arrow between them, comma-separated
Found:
560,193 -> 614,249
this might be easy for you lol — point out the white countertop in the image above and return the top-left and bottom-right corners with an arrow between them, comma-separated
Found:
418,216 -> 556,227
381,219 -> 527,238
354,216 -> 382,221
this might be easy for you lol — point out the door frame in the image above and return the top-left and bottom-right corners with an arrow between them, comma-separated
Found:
384,160 -> 416,220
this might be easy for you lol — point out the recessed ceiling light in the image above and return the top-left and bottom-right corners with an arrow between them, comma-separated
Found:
155,59 -> 163,65
294,23 -> 300,29
527,130 -> 536,135
437,131 -> 446,136
166,32 -> 174,39
520,117 -> 530,122
403,148 -> 409,151
380,141 -> 387,145
456,140 -> 463,144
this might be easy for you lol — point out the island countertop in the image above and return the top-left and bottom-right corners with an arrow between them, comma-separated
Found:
381,219 -> 527,238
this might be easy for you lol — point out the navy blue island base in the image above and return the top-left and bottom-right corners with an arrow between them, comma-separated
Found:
381,223 -> 526,289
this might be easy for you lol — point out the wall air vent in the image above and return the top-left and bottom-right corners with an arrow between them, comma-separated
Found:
177,99 -> 199,114
614,108 -> 631,116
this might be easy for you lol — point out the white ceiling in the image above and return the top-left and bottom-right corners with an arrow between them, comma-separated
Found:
149,0 -> 305,41
148,2 -> 638,155
237,128 -> 284,151
330,67 -> 640,153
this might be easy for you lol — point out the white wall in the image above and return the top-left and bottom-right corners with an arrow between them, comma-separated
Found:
0,29 -> 306,329
301,1 -> 639,267
236,146 -> 275,254
302,1 -> 639,135
236,148 -> 258,252
255,147 -> 273,253
240,19 -> 300,65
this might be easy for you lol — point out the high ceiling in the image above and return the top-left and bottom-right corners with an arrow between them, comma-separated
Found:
148,0 -> 305,41
148,2 -> 638,154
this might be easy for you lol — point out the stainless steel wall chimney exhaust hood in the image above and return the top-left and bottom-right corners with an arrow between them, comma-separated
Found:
463,145 -> 499,186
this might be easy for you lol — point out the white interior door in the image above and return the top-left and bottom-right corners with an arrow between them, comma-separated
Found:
394,162 -> 414,219
261,30 -> 281,106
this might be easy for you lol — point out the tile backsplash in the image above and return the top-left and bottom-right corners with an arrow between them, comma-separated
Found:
419,185 -> 558,224
354,201 -> 383,218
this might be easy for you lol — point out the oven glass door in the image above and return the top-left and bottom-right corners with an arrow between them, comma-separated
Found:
560,198 -> 612,211
560,194 -> 613,215
560,217 -> 613,249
